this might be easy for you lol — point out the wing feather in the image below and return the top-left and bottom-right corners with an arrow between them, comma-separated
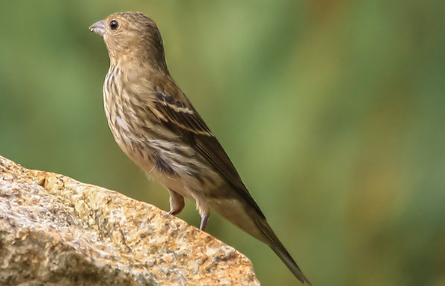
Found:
153,89 -> 265,218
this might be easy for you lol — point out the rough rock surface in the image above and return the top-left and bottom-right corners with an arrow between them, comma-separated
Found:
0,155 -> 259,286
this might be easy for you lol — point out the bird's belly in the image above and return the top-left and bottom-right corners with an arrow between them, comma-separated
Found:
107,117 -> 221,198
103,102 -> 156,171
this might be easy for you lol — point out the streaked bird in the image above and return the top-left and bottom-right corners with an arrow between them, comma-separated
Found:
90,11 -> 310,284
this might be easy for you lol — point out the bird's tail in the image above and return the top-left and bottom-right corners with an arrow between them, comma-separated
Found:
211,199 -> 310,284
254,215 -> 311,284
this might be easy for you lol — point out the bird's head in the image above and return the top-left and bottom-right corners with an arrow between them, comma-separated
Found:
89,12 -> 168,71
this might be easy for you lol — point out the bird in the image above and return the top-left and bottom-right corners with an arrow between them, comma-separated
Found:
89,11 -> 310,284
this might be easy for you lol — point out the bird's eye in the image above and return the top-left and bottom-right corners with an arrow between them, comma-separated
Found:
110,20 -> 119,30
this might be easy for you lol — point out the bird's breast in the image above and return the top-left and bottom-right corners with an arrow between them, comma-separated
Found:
103,66 -> 157,171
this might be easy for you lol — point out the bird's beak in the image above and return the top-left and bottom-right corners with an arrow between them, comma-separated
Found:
89,20 -> 106,37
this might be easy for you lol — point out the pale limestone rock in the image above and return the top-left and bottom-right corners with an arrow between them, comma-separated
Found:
0,155 -> 260,286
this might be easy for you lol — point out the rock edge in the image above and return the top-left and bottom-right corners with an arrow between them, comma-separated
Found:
0,155 -> 259,286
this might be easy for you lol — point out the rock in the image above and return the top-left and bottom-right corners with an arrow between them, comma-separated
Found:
0,155 -> 260,286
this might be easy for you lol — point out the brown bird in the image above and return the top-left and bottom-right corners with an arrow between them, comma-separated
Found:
90,11 -> 310,284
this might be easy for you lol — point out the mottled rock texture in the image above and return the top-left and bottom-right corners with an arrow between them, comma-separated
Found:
0,155 -> 259,286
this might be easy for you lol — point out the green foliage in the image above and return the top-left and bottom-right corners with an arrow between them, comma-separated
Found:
1,1 -> 444,285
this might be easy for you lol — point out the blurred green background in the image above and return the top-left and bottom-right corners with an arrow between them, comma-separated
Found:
1,1 -> 444,285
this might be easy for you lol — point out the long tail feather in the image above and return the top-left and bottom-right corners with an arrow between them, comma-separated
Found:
255,215 -> 311,284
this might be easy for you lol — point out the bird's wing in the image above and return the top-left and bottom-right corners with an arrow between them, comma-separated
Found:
152,88 -> 265,219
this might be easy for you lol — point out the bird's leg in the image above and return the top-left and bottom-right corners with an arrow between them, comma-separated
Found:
167,189 -> 185,215
200,214 -> 209,231
196,200 -> 210,231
